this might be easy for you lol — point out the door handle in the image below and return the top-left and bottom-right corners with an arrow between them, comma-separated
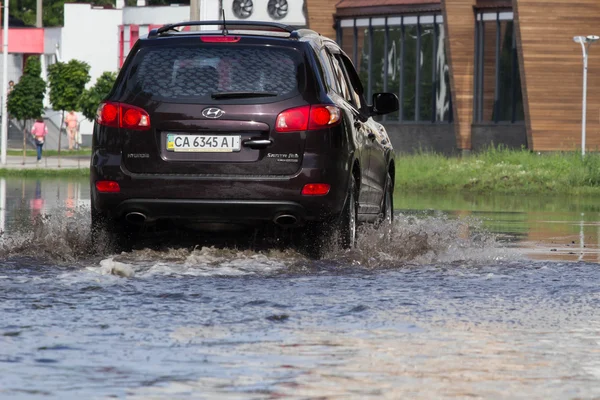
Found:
242,139 -> 273,149
368,132 -> 376,140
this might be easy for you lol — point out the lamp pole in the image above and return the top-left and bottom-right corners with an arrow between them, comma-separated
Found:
574,35 -> 600,157
0,1 -> 8,166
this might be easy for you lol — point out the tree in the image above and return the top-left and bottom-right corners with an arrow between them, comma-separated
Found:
7,56 -> 46,165
78,72 -> 117,122
47,59 -> 90,165
10,0 -> 189,27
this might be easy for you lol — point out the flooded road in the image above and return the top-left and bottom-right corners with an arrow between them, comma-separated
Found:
1,178 -> 600,399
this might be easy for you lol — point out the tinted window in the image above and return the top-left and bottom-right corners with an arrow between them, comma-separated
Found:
337,54 -> 368,113
329,52 -> 353,104
315,47 -> 339,93
128,45 -> 303,102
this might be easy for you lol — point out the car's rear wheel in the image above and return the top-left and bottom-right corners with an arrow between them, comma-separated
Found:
378,173 -> 394,239
299,178 -> 357,258
90,207 -> 133,254
337,178 -> 357,249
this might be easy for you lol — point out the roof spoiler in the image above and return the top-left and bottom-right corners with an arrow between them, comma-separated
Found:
148,21 -> 301,39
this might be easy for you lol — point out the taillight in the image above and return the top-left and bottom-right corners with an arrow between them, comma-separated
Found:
276,105 -> 310,132
97,103 -> 118,128
96,102 -> 151,131
275,105 -> 341,133
200,36 -> 241,43
95,180 -> 120,193
302,183 -> 331,196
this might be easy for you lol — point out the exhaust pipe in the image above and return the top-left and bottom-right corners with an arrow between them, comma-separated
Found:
274,214 -> 298,227
125,212 -> 147,225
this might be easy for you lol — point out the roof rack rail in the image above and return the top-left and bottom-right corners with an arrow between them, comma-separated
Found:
148,20 -> 299,38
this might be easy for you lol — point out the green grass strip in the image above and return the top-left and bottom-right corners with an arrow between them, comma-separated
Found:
394,146 -> 600,195
6,149 -> 92,157
0,168 -> 89,178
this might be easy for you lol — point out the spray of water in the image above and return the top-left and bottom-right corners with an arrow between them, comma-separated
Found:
0,207 -> 514,276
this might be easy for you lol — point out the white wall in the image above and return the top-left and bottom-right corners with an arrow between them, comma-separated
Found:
62,4 -> 123,87
123,5 -> 190,26
61,4 -> 122,137
199,0 -> 220,30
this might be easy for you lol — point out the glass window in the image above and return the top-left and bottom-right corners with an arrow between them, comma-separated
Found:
474,13 -> 524,123
338,53 -> 368,113
371,27 -> 386,95
403,25 -> 417,121
330,52 -> 353,105
420,24 -> 435,121
435,26 -> 451,122
316,47 -> 339,94
336,16 -> 452,123
357,27 -> 369,93
387,26 -> 402,120
130,45 -> 302,103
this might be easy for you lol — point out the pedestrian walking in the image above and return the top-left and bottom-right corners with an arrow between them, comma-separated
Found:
31,117 -> 48,163
65,110 -> 78,150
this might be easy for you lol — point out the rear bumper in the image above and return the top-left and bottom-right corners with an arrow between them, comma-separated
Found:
91,151 -> 351,225
115,199 -> 308,224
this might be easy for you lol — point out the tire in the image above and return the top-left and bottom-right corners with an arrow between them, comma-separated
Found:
299,178 -> 357,258
90,208 -> 133,254
337,178 -> 357,249
378,173 -> 394,239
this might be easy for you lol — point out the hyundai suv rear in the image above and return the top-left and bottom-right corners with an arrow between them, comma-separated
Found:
90,21 -> 399,254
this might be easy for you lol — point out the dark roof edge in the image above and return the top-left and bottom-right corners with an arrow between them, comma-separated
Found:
474,0 -> 512,9
335,3 -> 442,18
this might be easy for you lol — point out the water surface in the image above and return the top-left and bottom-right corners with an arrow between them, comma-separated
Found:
1,177 -> 599,399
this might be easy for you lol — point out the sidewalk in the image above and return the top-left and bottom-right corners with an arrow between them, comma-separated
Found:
1,154 -> 90,169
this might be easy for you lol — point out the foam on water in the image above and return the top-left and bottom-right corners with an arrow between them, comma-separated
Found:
0,207 -> 517,277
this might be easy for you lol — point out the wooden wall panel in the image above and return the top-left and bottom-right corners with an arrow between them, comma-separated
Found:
515,0 -> 600,152
442,0 -> 476,150
306,0 -> 338,39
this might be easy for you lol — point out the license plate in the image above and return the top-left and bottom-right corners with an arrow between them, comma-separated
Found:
166,134 -> 241,152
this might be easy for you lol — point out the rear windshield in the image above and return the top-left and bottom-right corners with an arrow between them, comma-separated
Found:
127,44 -> 304,103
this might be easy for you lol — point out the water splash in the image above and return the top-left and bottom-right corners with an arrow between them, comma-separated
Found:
0,207 -> 514,276
0,208 -> 93,263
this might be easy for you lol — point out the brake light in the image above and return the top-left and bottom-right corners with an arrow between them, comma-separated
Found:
275,105 -> 341,132
309,106 -> 341,129
96,102 -> 151,131
302,183 -> 331,196
97,103 -> 118,128
95,180 -> 120,193
200,36 -> 241,43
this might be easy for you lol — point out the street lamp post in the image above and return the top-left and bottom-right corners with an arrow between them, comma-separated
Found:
0,1 -> 8,166
573,35 -> 600,157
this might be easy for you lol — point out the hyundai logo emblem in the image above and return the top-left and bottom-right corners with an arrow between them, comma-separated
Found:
202,107 -> 225,119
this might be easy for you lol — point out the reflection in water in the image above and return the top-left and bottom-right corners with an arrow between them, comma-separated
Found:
395,191 -> 600,262
0,178 -> 5,234
29,180 -> 44,220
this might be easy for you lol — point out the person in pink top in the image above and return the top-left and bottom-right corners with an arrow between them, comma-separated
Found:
65,110 -> 79,150
31,117 -> 48,162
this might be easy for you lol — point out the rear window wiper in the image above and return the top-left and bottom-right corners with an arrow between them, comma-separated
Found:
211,91 -> 279,99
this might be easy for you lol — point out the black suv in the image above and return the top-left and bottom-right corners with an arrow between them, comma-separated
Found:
91,21 -> 399,252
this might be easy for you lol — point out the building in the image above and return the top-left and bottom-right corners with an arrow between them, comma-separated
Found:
11,0 -> 597,153
333,0 -> 600,154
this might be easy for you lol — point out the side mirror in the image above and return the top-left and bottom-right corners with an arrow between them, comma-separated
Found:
370,92 -> 399,116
